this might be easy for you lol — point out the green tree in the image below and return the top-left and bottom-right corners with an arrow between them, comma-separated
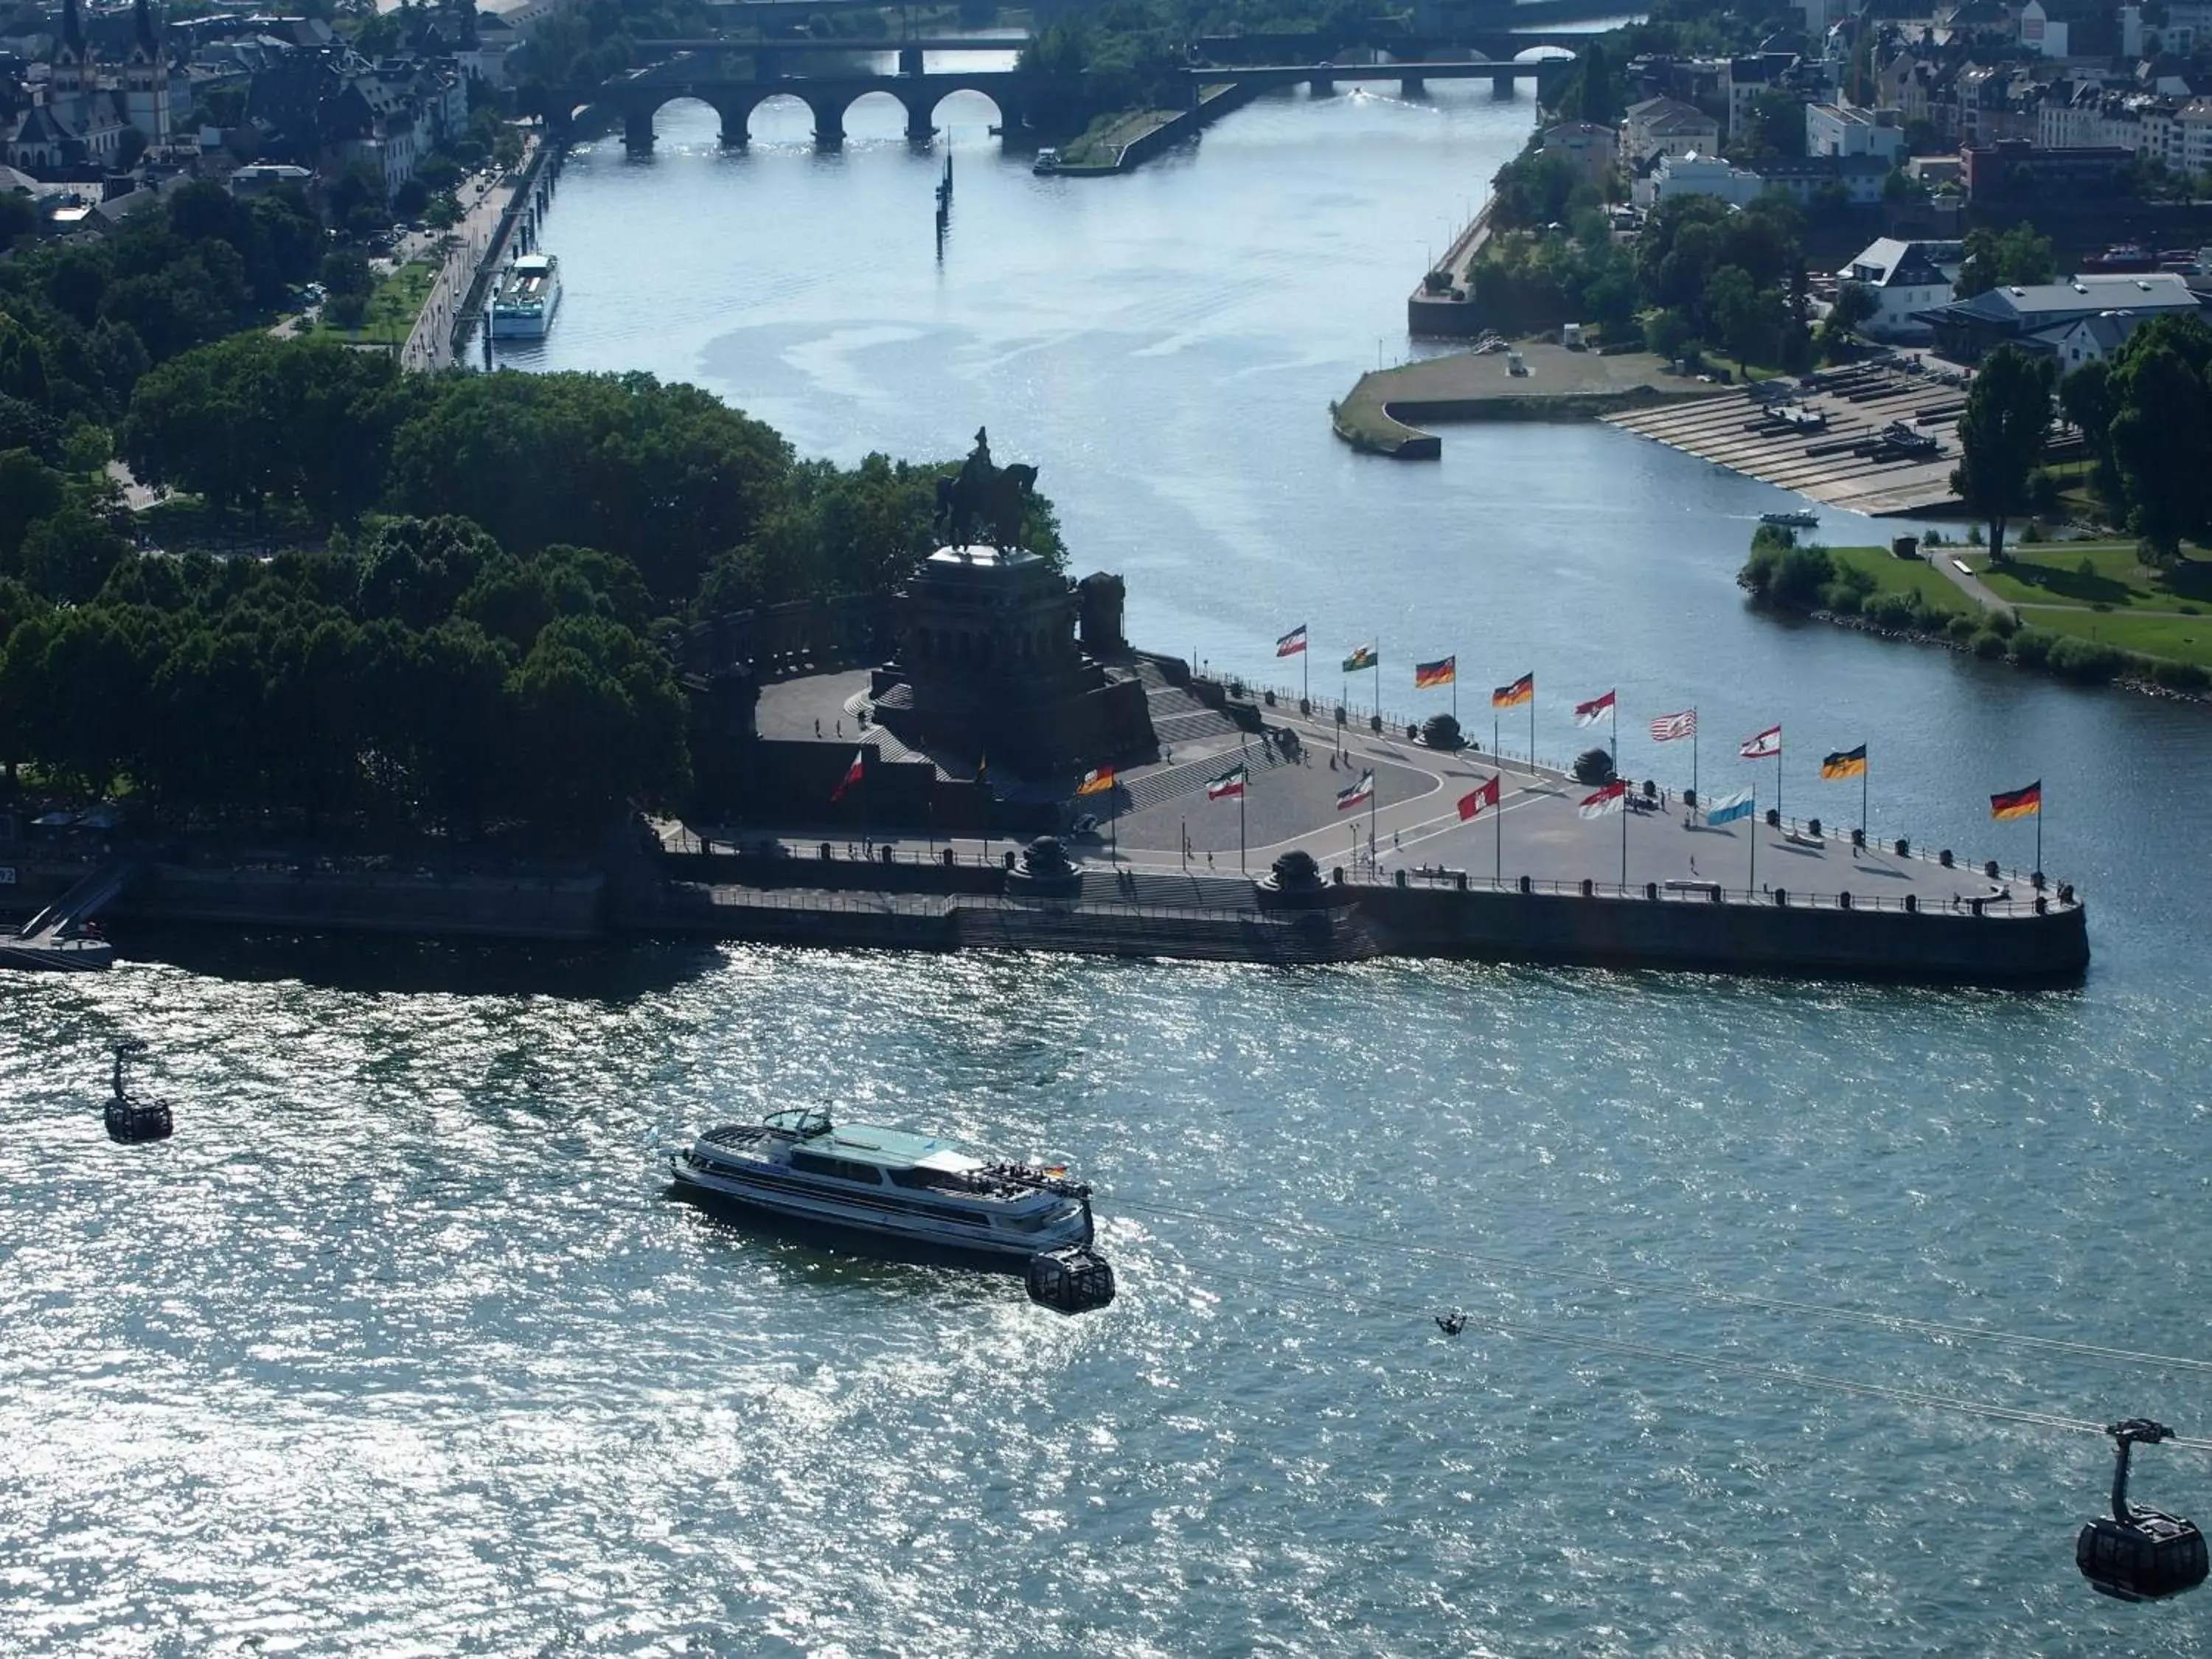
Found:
1950,344 -> 2056,563
2109,341 -> 2212,563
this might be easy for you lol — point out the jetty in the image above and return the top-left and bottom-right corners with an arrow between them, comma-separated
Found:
1333,342 -> 1714,457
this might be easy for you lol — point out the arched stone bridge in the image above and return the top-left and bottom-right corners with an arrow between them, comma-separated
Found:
562,69 -> 1030,152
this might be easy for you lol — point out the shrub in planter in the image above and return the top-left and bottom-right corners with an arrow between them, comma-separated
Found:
1421,713 -> 1464,750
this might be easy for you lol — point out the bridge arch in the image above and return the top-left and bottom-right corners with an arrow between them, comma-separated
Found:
929,86 -> 1007,137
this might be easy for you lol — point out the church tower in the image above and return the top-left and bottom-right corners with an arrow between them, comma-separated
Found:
51,0 -> 91,106
124,0 -> 171,146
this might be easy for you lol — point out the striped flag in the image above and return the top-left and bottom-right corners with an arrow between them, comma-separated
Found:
1578,779 -> 1627,818
1989,780 -> 2042,820
1414,655 -> 1456,689
1574,689 -> 1616,727
829,748 -> 864,804
1343,644 -> 1377,672
1457,776 -> 1501,821
1820,744 -> 1867,779
1076,766 -> 1116,796
1650,709 -> 1697,742
1491,672 -> 1534,709
1206,765 -> 1248,801
1336,769 -> 1374,810
1740,724 -> 1781,760
1276,625 -> 1308,657
1705,787 -> 1755,825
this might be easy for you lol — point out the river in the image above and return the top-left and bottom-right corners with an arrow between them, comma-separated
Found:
4,80 -> 2211,1658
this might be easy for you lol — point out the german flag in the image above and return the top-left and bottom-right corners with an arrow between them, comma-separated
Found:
1075,766 -> 1116,797
1989,780 -> 2042,820
1820,744 -> 1867,779
1491,672 -> 1534,709
1413,655 -> 1456,689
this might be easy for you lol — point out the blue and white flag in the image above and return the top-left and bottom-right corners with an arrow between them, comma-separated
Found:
1706,787 -> 1755,826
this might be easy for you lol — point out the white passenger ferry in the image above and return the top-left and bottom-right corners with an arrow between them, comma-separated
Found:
488,252 -> 560,338
667,1107 -> 1099,1270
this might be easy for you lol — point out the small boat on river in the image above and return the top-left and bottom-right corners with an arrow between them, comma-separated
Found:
667,1107 -> 1104,1279
1761,509 -> 1819,529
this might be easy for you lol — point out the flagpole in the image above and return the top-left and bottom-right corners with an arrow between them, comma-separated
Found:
1692,709 -> 1700,803
1303,641 -> 1310,709
1619,776 -> 1628,888
1528,687 -> 1535,772
2037,787 -> 2043,880
1494,778 -> 1502,887
1776,745 -> 1784,829
1368,773 -> 1378,874
1493,709 -> 1500,765
1749,787 -> 1757,897
1239,785 -> 1246,874
1452,666 -> 1458,727
1862,747 -> 1869,841
1611,696 -> 1618,780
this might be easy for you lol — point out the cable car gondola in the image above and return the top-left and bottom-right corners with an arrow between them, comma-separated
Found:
2077,1419 -> 2208,1601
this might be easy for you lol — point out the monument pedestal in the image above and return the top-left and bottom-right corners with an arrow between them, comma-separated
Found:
869,546 -> 1153,779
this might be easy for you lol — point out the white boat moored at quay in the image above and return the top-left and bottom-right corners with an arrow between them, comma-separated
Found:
488,252 -> 561,338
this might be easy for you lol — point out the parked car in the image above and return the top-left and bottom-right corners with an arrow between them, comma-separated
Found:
1069,815 -> 1100,837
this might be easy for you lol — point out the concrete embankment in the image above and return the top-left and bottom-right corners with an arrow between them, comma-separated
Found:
4,844 -> 2089,985
1333,344 -> 1717,458
5,859 -> 605,942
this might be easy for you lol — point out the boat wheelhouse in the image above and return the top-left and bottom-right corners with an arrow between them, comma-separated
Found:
668,1107 -> 1099,1271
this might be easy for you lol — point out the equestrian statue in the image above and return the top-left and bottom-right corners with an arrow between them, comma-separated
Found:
935,427 -> 1040,554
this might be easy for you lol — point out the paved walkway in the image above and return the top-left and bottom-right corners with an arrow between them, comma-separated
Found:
402,135 -> 539,372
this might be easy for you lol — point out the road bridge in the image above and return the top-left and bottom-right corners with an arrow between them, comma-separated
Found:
568,66 -> 1032,150
1195,57 -> 1573,96
568,46 -> 1575,151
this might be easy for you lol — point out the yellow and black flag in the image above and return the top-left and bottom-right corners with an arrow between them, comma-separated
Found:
1820,744 -> 1868,779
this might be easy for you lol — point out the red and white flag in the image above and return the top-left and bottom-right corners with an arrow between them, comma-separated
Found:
1457,776 -> 1502,821
1577,779 -> 1628,819
1573,689 -> 1616,728
1739,724 -> 1782,760
1650,709 -> 1697,742
829,748 -> 864,803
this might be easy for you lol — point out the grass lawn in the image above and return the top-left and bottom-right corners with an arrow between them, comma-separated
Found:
1967,542 -> 2212,613
1062,108 -> 1177,168
2021,607 -> 2212,669
313,259 -> 437,349
1828,545 -> 1978,616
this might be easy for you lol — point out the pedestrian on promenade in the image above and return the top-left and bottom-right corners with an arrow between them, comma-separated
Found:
815,719 -> 821,737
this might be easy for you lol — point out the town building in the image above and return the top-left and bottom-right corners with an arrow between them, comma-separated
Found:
1805,100 -> 1906,163
1961,139 -> 2134,202
1918,273 -> 2205,361
1838,237 -> 1963,341
1618,96 -> 1720,169
1632,150 -> 1767,210
1538,121 -> 1615,188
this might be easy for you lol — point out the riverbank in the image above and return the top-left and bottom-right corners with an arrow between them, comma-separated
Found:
1742,539 -> 2212,698
1332,343 -> 1709,457
1055,82 -> 1260,175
